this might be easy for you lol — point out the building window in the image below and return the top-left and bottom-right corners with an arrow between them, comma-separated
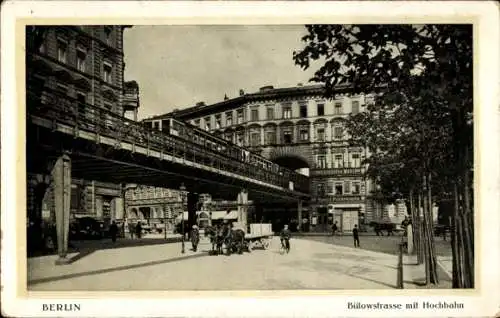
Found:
225,132 -> 233,142
351,153 -> 361,167
251,108 -> 259,121
334,102 -> 342,114
194,119 -> 200,127
215,115 -> 221,129
334,126 -> 343,139
76,92 -> 86,116
299,128 -> 309,142
226,112 -> 233,126
316,155 -> 327,169
103,62 -> 113,84
237,109 -> 244,124
204,117 -> 211,131
153,121 -> 160,130
334,154 -> 344,168
76,48 -> 87,72
265,131 -> 276,145
317,183 -> 326,197
76,92 -> 86,103
283,130 -> 292,144
282,106 -> 292,119
104,27 -> 112,45
352,101 -> 360,114
57,40 -> 67,63
352,182 -> 361,194
335,183 -> 343,195
300,104 -> 307,118
316,127 -> 325,141
317,103 -> 325,116
250,131 -> 260,147
267,107 -> 274,120
327,182 -> 334,194
344,181 -> 351,194
236,132 -> 244,146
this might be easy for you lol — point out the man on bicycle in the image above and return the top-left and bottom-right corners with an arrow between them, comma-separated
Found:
280,224 -> 291,253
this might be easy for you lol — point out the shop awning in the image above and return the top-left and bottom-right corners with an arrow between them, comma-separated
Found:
175,210 -> 238,221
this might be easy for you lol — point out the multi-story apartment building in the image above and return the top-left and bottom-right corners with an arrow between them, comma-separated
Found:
26,26 -> 138,238
143,84 -> 378,233
124,185 -> 182,231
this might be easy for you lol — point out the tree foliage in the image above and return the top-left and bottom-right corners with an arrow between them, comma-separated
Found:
294,24 -> 473,288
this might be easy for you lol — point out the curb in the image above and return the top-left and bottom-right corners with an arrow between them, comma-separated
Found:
436,259 -> 453,280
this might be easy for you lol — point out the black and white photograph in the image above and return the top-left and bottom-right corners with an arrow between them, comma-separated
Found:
2,1 -> 499,318
24,23 -> 473,291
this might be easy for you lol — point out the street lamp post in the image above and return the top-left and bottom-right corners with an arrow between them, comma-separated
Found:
180,183 -> 186,254
164,204 -> 167,240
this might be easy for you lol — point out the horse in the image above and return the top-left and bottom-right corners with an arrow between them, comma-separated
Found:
223,228 -> 246,255
204,225 -> 224,255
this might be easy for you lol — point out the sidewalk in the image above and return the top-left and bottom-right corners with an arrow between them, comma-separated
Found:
403,255 -> 452,289
28,237 -> 450,291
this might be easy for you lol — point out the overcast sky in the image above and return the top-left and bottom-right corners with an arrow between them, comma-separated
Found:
123,25 -> 318,120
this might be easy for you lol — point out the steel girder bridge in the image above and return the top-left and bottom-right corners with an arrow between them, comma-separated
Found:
26,88 -> 310,264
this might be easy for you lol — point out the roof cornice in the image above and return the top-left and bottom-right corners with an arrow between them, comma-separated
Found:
144,83 -> 358,122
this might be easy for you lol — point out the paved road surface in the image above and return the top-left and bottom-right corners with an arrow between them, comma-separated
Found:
28,236 -> 451,291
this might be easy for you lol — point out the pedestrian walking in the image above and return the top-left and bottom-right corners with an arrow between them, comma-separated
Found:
191,225 -> 200,252
128,221 -> 135,239
332,221 -> 338,236
109,220 -> 118,243
135,221 -> 142,239
353,224 -> 360,248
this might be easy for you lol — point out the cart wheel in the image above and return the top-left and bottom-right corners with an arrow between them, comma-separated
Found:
262,239 -> 270,250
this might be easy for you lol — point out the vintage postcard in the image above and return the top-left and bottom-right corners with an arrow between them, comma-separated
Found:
1,1 -> 499,317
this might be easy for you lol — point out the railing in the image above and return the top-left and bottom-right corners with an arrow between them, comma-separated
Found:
310,167 -> 364,176
27,87 -> 310,195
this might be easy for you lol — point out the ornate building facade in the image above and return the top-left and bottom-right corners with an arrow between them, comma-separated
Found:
143,84 -> 378,233
26,26 -> 138,230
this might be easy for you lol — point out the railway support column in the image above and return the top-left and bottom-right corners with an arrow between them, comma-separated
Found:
297,200 -> 303,232
237,189 -> 248,230
187,192 -> 199,236
52,154 -> 72,265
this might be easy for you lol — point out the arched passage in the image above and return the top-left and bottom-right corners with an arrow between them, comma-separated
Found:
273,156 -> 310,175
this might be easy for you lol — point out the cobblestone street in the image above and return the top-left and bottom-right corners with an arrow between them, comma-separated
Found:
28,236 -> 451,291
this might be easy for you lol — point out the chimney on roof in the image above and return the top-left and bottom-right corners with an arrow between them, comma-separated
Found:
239,89 -> 245,96
224,94 -> 229,100
196,101 -> 206,107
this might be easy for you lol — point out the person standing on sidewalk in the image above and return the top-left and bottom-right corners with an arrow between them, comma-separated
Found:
332,221 -> 338,236
128,221 -> 135,239
135,221 -> 142,239
353,224 -> 360,248
109,221 -> 118,243
191,225 -> 200,252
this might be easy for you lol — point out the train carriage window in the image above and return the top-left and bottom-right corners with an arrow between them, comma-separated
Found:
161,120 -> 169,132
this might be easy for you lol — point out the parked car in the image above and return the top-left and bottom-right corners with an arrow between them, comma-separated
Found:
69,217 -> 105,240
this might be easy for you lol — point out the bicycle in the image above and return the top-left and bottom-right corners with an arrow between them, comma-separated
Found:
279,238 -> 290,254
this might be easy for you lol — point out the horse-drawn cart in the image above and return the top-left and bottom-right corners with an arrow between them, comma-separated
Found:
242,223 -> 274,252
205,222 -> 274,255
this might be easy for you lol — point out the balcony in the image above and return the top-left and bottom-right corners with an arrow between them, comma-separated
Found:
310,167 -> 364,177
123,92 -> 139,110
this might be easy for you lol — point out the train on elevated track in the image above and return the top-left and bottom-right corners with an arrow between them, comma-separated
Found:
145,117 -> 305,191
